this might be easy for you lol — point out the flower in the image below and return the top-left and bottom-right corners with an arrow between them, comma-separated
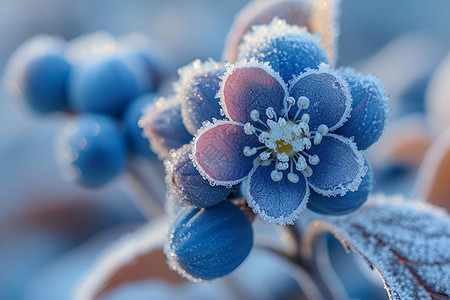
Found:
192,58 -> 373,224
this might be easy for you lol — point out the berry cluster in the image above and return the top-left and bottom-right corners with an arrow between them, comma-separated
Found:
5,32 -> 168,186
142,19 -> 388,281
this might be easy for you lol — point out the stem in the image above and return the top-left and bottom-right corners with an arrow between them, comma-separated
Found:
121,157 -> 166,219
260,224 -> 349,300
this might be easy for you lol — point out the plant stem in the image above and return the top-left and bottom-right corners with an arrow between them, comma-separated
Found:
122,158 -> 166,219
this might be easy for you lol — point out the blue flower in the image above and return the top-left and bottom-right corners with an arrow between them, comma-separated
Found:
192,59 -> 371,224
185,22 -> 388,225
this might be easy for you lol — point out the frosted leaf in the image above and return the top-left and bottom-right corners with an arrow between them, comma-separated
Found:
415,128 -> 450,212
304,195 -> 450,300
75,218 -> 184,300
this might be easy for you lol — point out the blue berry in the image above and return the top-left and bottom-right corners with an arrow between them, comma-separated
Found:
165,144 -> 232,208
123,94 -> 157,158
69,57 -> 141,115
166,201 -> 253,281
5,36 -> 71,113
307,160 -> 373,215
56,114 -> 128,187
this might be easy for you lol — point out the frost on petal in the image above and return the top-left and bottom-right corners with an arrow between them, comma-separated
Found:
75,218 -> 184,300
175,59 -> 226,135
165,144 -> 231,208
244,165 -> 309,224
304,196 -> 450,300
192,121 -> 259,186
415,128 -> 450,212
335,67 -> 389,150
289,65 -> 352,131
140,96 -> 193,159
307,134 -> 366,196
219,60 -> 287,125
237,19 -> 330,83
307,159 -> 372,215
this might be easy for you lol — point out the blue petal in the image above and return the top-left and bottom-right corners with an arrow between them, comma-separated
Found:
166,201 -> 253,281
335,68 -> 389,150
244,165 -> 309,224
140,97 -> 193,159
175,60 -> 225,135
307,134 -> 366,196
166,144 -> 232,208
237,19 -> 330,83
307,159 -> 372,215
289,65 -> 352,131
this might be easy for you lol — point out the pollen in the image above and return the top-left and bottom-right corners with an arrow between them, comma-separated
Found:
242,97 -> 328,183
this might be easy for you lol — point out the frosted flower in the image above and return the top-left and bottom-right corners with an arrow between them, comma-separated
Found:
191,57 -> 385,224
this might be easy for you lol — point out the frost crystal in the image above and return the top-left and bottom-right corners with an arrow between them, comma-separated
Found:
309,195 -> 450,299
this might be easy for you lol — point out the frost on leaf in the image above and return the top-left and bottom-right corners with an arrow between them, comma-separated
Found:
75,218 -> 184,300
304,196 -> 450,300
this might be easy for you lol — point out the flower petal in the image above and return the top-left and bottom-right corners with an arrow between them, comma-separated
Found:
192,120 -> 259,186
175,59 -> 226,135
335,67 -> 389,150
307,159 -> 372,215
237,19 -> 330,83
289,64 -> 352,131
219,60 -> 288,125
244,165 -> 309,224
307,134 -> 366,196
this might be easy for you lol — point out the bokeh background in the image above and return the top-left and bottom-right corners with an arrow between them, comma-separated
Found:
1,0 -> 450,299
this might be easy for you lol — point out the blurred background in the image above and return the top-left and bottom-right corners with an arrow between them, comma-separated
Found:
1,0 -> 450,299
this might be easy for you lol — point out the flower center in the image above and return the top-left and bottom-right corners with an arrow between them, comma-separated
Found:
276,139 -> 293,154
243,96 -> 329,183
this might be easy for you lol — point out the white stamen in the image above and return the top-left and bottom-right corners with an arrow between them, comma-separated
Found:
302,166 -> 313,177
314,133 -> 322,145
296,156 -> 307,171
244,122 -> 256,135
297,96 -> 310,109
309,154 -> 320,165
301,113 -> 310,124
271,170 -> 283,182
260,151 -> 271,161
302,137 -> 312,150
243,146 -> 257,156
266,107 -> 276,119
277,117 -> 286,128
287,96 -> 296,106
250,110 -> 260,122
318,124 -> 329,135
287,173 -> 299,183
277,152 -> 289,162
278,162 -> 289,170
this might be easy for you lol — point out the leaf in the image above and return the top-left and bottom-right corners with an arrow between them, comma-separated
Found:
415,128 -> 450,212
75,218 -> 184,300
303,195 -> 450,299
